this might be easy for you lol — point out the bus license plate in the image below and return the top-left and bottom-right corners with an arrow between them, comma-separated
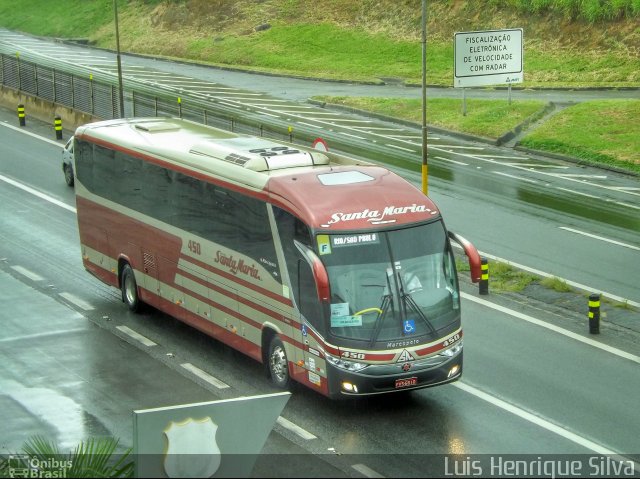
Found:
395,377 -> 417,388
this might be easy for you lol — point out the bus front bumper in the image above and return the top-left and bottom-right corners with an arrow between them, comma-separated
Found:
327,352 -> 463,399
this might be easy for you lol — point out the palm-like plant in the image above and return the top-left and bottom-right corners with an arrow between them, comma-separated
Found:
1,436 -> 134,478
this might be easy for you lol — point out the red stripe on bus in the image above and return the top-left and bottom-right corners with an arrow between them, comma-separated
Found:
182,254 -> 293,307
179,268 -> 297,327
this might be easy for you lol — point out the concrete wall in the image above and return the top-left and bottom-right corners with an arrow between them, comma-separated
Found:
0,85 -> 101,132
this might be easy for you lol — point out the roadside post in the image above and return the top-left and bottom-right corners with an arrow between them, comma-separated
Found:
54,115 -> 63,140
479,257 -> 489,295
17,104 -> 25,126
588,293 -> 601,334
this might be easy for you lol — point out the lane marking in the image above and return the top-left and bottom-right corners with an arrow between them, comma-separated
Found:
494,171 -> 538,184
351,464 -> 385,478
476,250 -> 640,309
559,226 -> 640,251
453,381 -> 619,455
556,187 -> 600,199
115,325 -> 157,347
385,144 -> 415,153
58,292 -> 95,311
1,121 -> 63,147
461,292 -> 640,364
0,173 -> 76,213
434,155 -> 469,166
10,265 -> 44,281
615,201 -> 640,210
276,416 -> 317,440
0,327 -> 86,344
180,362 -> 230,389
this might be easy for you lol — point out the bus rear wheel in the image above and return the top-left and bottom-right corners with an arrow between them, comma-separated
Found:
268,336 -> 291,389
121,264 -> 143,313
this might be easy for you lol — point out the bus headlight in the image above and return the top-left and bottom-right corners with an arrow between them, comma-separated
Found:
440,341 -> 463,358
325,353 -> 368,372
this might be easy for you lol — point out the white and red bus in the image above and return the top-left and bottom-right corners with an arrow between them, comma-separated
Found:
73,117 -> 481,399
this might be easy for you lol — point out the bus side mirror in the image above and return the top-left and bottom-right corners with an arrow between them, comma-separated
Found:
448,231 -> 481,283
295,240 -> 331,302
311,256 -> 331,302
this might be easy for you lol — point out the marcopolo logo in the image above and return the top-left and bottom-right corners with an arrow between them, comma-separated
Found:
322,204 -> 434,227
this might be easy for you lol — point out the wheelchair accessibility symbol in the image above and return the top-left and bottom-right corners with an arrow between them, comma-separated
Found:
403,319 -> 416,334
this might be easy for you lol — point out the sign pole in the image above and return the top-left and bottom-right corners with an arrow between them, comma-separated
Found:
421,0 -> 428,196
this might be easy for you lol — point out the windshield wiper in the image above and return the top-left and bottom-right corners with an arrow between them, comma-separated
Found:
368,271 -> 397,347
397,271 -> 437,336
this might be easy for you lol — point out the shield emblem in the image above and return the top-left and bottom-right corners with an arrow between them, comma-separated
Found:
164,417 -> 221,478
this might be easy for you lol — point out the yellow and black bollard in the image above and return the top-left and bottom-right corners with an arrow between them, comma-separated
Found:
17,104 -> 26,126
54,115 -> 63,140
588,293 -> 601,334
479,257 -> 489,295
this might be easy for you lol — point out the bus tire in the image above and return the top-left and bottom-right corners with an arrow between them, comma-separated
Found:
121,264 -> 143,313
268,336 -> 291,389
63,164 -> 74,187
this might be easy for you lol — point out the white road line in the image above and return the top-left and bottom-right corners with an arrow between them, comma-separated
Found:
551,173 -> 608,179
615,201 -> 640,210
10,265 -> 44,281
0,328 -> 86,344
180,363 -> 230,389
461,292 -> 640,364
559,226 -> 640,251
351,464 -> 385,478
475,250 -> 640,309
1,121 -> 62,147
386,144 -> 415,153
340,132 -> 366,140
298,121 -> 324,129
437,145 -> 485,150
610,186 -> 640,191
508,163 -> 570,169
58,292 -> 95,311
453,382 -> 619,455
0,173 -> 77,213
276,416 -> 317,440
556,187 -> 600,199
494,171 -> 538,183
115,325 -> 157,347
434,155 -> 469,166
259,111 -> 281,118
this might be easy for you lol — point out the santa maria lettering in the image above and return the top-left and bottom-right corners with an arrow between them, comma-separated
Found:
324,204 -> 433,226
214,251 -> 262,280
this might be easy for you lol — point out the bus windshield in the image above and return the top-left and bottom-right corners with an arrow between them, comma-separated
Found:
320,221 -> 460,346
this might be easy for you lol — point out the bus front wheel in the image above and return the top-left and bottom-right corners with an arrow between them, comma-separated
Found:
121,264 -> 142,313
268,336 -> 291,389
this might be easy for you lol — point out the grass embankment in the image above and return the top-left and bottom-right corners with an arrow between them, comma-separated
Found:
1,1 -> 638,169
312,96 -> 640,173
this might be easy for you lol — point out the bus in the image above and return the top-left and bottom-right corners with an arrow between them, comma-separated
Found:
73,117 -> 481,399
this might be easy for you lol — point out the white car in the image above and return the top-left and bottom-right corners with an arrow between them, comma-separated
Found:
62,136 -> 74,187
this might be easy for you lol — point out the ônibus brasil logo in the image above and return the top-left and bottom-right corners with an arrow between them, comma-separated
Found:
322,204 -> 435,227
